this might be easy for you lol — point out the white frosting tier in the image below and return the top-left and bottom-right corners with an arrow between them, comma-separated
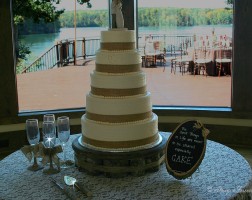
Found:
101,29 -> 135,43
90,71 -> 146,89
81,113 -> 158,142
81,29 -> 158,149
86,92 -> 152,115
96,50 -> 141,65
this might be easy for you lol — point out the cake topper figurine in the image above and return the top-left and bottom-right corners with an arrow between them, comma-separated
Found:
111,0 -> 124,28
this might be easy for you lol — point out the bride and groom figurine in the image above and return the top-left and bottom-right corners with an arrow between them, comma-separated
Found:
111,0 -> 124,28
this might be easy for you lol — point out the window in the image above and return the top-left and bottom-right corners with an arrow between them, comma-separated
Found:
138,0 -> 233,107
1,0 -> 252,119
15,0 -> 233,112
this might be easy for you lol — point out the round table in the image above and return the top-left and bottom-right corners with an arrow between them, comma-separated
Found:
0,133 -> 251,200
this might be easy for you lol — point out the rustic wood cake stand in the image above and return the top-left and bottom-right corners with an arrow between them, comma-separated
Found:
72,132 -> 168,177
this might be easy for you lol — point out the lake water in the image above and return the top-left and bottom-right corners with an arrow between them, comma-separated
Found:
19,25 -> 232,66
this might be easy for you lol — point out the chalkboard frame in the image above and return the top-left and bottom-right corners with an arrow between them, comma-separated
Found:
165,120 -> 209,180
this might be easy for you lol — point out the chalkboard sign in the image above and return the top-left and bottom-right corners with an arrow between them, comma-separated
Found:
165,120 -> 209,179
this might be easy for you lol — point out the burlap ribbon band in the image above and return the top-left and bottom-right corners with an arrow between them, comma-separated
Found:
101,42 -> 135,50
96,63 -> 141,73
21,143 -> 41,162
91,86 -> 146,96
21,142 -> 63,169
86,111 -> 152,123
39,143 -> 63,169
82,134 -> 159,149
193,120 -> 210,138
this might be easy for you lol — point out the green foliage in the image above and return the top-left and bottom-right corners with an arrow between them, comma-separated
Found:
138,7 -> 233,27
16,42 -> 31,60
18,19 -> 61,35
13,0 -> 64,25
14,3 -> 233,72
59,10 -> 108,28
13,0 -> 65,70
55,7 -> 233,29
16,59 -> 26,74
15,41 -> 31,74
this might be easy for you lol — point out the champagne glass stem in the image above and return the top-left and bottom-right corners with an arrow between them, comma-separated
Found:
33,156 -> 38,167
49,150 -> 54,169
62,143 -> 66,162
43,148 -> 59,174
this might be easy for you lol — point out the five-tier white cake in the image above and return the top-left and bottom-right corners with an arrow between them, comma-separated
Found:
81,28 -> 160,150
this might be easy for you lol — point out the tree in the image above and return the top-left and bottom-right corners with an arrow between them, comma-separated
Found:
13,0 -> 64,25
13,0 -> 65,72
13,0 -> 92,73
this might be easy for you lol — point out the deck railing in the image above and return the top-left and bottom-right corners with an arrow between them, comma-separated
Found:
21,34 -> 194,74
139,34 -> 193,51
21,37 -> 100,74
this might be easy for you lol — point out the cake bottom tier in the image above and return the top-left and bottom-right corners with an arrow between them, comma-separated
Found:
72,132 -> 168,177
81,113 -> 159,149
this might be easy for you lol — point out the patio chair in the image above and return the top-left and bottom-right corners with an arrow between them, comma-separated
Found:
168,45 -> 178,74
215,47 -> 232,76
144,41 -> 156,67
173,45 -> 193,75
156,47 -> 166,66
193,47 -> 211,76
139,47 -> 146,67
150,41 -> 166,67
145,54 -> 156,67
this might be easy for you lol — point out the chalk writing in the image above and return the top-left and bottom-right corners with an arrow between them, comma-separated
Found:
171,154 -> 193,165
165,120 -> 209,179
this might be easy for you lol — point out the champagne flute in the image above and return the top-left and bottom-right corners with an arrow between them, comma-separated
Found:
26,119 -> 43,171
42,121 -> 56,148
43,113 -> 56,146
43,113 -> 55,123
42,121 -> 58,174
57,116 -> 73,168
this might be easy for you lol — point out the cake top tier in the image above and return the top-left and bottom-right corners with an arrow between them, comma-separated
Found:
101,29 -> 135,43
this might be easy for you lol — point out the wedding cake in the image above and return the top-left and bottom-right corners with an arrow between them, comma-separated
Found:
81,28 -> 159,150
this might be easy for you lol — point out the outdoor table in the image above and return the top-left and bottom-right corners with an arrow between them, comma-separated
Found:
0,132 -> 251,200
187,47 -> 232,76
145,52 -> 162,67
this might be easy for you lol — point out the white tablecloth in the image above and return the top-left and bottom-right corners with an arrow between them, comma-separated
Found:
0,133 -> 251,200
